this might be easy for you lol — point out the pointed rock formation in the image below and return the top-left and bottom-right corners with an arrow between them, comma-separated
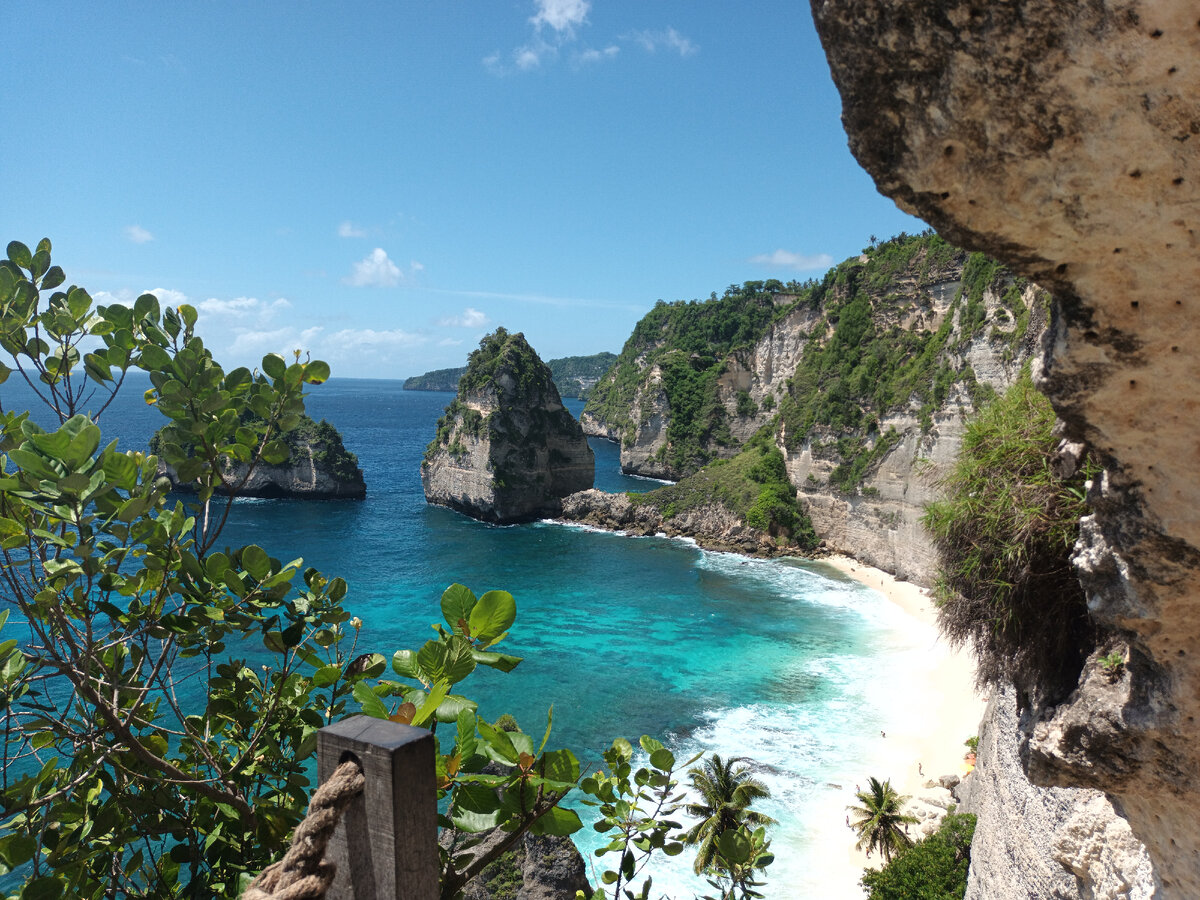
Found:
422,328 -> 594,523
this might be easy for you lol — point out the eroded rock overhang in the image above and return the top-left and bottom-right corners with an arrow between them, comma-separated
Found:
811,1 -> 1198,894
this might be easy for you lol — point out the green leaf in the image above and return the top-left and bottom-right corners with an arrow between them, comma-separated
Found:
530,806 -> 583,836
7,241 -> 32,269
718,828 -> 752,864
18,876 -> 64,900
133,293 -> 160,322
468,590 -> 516,645
304,360 -> 331,384
449,781 -> 503,832
41,266 -> 65,291
353,682 -> 389,719
261,353 -> 286,380
538,748 -> 580,786
649,748 -> 675,772
410,680 -> 448,727
313,664 -> 342,687
241,544 -> 271,580
477,718 -> 519,763
433,693 -> 477,723
440,583 -> 476,633
392,649 -> 420,680
261,440 -> 289,465
470,649 -> 522,673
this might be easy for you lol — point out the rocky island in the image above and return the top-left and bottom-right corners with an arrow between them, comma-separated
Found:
422,328 -> 594,523
152,414 -> 366,499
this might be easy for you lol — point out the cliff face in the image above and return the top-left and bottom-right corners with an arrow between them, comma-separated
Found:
957,685 -> 1155,900
581,284 -> 805,480
422,329 -> 594,524
782,274 -> 1044,584
586,240 -> 1042,583
812,0 -> 1198,894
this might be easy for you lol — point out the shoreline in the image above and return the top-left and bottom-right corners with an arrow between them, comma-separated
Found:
548,512 -> 986,893
817,554 -> 986,881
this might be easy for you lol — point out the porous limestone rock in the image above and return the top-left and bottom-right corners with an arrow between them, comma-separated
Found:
812,0 -> 1198,893
422,329 -> 593,524
957,685 -> 1155,900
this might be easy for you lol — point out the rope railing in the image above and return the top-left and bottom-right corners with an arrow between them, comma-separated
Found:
243,759 -> 366,900
242,717 -> 439,900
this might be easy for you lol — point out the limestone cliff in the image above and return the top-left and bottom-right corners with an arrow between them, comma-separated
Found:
812,0 -> 1198,894
586,238 -> 1043,583
154,415 -> 365,499
422,329 -> 594,524
956,685 -> 1155,900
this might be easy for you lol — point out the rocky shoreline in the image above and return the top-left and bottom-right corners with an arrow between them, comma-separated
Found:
558,488 -> 828,560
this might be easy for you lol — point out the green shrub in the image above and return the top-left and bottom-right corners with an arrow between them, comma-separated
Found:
922,369 -> 1097,699
860,811 -> 976,900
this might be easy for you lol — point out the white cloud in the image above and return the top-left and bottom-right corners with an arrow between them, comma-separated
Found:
439,337 -> 464,347
749,250 -> 834,271
147,287 -> 189,307
438,307 -> 490,328
345,248 -> 402,287
629,27 -> 698,56
576,45 -> 619,65
487,0 -> 594,73
515,44 -> 547,70
323,328 -> 427,353
338,220 -> 367,238
196,296 -> 291,319
531,0 -> 589,35
124,225 -> 154,244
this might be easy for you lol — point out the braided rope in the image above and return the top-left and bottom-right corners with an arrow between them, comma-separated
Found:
243,758 -> 366,900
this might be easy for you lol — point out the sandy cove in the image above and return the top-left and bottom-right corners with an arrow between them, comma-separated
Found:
811,555 -> 987,890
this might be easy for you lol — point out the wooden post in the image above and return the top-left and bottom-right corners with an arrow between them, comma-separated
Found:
319,716 -> 439,900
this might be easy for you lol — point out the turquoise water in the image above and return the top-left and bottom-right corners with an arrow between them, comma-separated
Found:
3,377 -> 939,897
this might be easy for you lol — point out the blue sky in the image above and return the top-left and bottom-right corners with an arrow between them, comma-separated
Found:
4,1 -> 923,380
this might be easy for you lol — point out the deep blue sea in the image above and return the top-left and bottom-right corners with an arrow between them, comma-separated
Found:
2,375 -> 944,897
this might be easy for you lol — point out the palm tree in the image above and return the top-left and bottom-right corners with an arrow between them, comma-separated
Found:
683,754 -> 778,874
848,776 -> 918,863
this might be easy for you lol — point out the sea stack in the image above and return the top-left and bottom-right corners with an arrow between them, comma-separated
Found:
421,328 -> 594,523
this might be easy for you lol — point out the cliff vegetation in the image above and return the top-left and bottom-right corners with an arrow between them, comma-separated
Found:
776,232 -> 1034,490
405,351 -> 617,400
923,368 -> 1097,701
583,280 -> 796,474
629,429 -> 818,550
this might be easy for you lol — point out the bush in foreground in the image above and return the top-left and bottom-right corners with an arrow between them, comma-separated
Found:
860,811 -> 976,900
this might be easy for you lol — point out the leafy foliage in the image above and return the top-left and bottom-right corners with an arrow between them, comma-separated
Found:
922,368 -> 1097,699
0,238 -> 363,897
149,412 -> 363,488
848,777 -> 918,863
860,811 -> 976,900
0,240 -> 758,900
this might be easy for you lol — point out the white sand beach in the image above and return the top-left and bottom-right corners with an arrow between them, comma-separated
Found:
816,555 -> 987,887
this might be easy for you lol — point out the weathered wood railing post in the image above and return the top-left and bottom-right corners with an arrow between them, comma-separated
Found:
319,716 -> 439,899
